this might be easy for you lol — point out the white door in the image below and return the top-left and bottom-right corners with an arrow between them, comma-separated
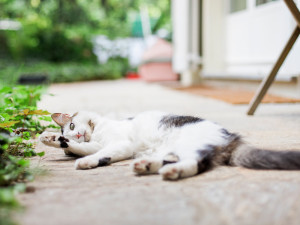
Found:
225,0 -> 300,80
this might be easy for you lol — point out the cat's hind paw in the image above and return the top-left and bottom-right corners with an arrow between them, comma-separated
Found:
132,159 -> 151,174
132,158 -> 161,175
159,165 -> 181,180
75,156 -> 100,170
159,159 -> 198,180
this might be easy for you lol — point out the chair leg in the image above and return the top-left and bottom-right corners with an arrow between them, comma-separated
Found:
247,26 -> 300,115
284,0 -> 300,28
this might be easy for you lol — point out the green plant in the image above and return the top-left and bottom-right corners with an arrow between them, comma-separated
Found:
0,185 -> 23,225
0,85 -> 50,187
0,86 -> 51,156
0,85 -> 51,225
0,130 -> 28,225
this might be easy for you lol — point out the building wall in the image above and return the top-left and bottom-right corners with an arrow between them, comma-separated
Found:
202,0 -> 226,76
202,0 -> 300,81
224,0 -> 300,80
172,0 -> 202,86
172,0 -> 300,83
171,0 -> 189,73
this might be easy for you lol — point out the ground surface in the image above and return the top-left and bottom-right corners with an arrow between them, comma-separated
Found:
17,80 -> 300,225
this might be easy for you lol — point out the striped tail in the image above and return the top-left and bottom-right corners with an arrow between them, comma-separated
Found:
231,143 -> 300,170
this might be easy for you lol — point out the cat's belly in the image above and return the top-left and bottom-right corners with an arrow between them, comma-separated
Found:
131,130 -> 174,158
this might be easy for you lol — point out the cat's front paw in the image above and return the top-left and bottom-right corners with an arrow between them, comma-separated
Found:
40,132 -> 56,143
159,165 -> 181,180
75,156 -> 99,170
40,131 -> 60,148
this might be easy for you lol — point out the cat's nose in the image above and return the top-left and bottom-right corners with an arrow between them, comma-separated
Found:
76,133 -> 83,139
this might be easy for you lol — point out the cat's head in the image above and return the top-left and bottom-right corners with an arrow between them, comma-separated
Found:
51,112 -> 95,143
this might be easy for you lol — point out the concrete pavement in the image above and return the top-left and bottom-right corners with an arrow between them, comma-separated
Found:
17,80 -> 300,225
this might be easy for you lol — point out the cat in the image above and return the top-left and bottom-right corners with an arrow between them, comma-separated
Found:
40,111 -> 300,180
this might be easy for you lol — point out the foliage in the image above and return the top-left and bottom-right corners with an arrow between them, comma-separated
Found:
0,0 -> 171,62
0,58 -> 129,85
0,85 -> 50,225
0,185 -> 23,225
0,0 -> 99,62
0,85 -> 49,174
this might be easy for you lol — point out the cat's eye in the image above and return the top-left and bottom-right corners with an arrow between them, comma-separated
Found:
70,123 -> 75,130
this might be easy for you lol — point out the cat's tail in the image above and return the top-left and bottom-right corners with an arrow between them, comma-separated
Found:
230,143 -> 300,170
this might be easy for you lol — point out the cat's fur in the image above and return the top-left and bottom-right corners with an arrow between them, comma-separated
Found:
40,111 -> 300,180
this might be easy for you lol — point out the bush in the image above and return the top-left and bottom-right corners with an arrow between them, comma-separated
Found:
0,58 -> 129,85
0,85 -> 52,225
0,0 -> 99,62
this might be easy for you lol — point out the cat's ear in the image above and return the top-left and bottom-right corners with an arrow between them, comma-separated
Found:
51,113 -> 71,127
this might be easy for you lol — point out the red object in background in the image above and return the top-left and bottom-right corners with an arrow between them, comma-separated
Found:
138,38 -> 178,81
126,72 -> 140,80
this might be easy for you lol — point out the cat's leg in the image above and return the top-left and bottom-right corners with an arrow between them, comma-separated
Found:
63,140 -> 102,156
159,149 -> 214,180
40,131 -> 101,156
132,152 -> 179,175
75,141 -> 133,170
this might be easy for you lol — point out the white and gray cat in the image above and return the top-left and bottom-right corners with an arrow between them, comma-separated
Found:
40,111 -> 300,180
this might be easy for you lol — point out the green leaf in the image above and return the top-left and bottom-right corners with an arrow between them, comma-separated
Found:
0,188 -> 19,206
0,121 -> 20,128
17,159 -> 30,167
22,132 -> 31,140
19,109 -> 30,116
39,116 -> 52,122
36,151 -> 45,157
28,110 -> 50,116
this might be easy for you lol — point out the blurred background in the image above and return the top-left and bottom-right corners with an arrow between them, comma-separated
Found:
1,0 -> 300,88
0,0 -> 171,84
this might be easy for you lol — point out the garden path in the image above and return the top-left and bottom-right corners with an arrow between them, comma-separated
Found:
17,80 -> 300,225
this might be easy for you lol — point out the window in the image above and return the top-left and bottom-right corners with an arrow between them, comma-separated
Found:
230,0 -> 247,13
256,0 -> 278,6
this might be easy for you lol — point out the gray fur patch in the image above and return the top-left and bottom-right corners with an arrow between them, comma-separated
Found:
159,115 -> 204,129
196,132 -> 242,173
221,128 -> 231,137
196,132 -> 242,169
197,148 -> 215,173
232,145 -> 300,170
213,132 -> 241,166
